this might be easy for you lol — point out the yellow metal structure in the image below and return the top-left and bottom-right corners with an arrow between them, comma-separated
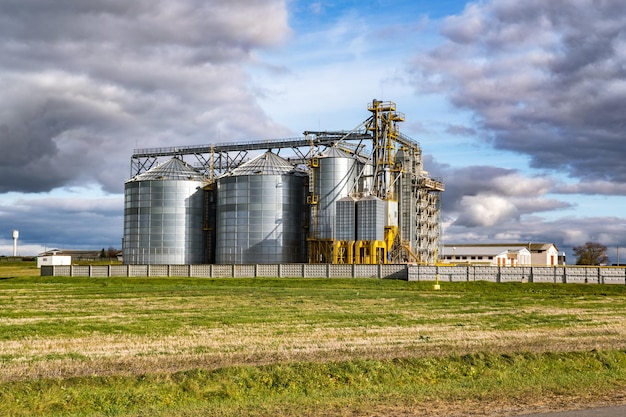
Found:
304,99 -> 444,265
332,240 -> 354,264
308,100 -> 409,265
308,239 -> 334,264
354,240 -> 387,264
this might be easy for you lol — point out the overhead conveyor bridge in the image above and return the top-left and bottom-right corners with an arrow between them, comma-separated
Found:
130,132 -> 375,178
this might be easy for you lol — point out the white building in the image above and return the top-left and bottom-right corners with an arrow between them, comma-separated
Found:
441,243 -> 563,266
37,255 -> 71,268
527,243 -> 562,266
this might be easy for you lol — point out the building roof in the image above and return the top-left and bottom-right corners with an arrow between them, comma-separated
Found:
444,243 -> 558,252
128,157 -> 207,182
441,244 -> 533,257
528,243 -> 559,251
39,249 -> 100,257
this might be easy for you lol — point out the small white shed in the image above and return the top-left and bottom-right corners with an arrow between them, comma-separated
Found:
37,255 -> 72,268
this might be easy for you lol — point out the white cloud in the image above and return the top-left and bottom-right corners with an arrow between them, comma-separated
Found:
455,194 -> 518,227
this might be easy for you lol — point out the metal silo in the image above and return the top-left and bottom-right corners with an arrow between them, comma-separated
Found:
203,184 -> 217,264
215,151 -> 307,264
123,157 -> 207,265
335,196 -> 356,241
310,147 -> 358,239
356,195 -> 385,241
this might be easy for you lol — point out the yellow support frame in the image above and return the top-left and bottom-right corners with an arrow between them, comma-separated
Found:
332,241 -> 354,264
354,240 -> 387,264
308,239 -> 334,264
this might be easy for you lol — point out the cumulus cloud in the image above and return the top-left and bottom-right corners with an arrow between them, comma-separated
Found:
433,162 -> 560,207
455,194 -> 518,227
433,154 -> 626,259
0,0 -> 291,194
426,159 -> 574,236
444,213 -> 626,262
412,0 -> 626,183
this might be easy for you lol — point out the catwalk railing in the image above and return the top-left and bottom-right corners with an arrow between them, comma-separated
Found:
40,264 -> 626,284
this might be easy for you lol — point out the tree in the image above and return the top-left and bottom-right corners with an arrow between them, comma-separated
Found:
573,241 -> 609,265
106,246 -> 119,259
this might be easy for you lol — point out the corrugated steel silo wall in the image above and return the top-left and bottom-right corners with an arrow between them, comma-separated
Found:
312,157 -> 357,239
203,186 -> 217,264
215,174 -> 306,264
356,197 -> 385,241
336,198 -> 356,241
123,179 -> 206,264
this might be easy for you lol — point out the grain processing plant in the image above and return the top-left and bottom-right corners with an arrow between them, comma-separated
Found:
123,100 -> 444,265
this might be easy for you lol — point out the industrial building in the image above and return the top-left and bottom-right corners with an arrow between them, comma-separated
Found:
123,100 -> 444,265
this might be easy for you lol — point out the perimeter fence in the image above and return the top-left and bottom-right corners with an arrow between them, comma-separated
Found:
40,264 -> 626,284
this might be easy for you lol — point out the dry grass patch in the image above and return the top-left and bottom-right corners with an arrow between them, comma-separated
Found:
2,319 -> 626,382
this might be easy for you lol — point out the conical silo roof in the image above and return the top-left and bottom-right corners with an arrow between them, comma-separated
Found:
129,157 -> 206,182
229,151 -> 301,176
321,147 -> 352,158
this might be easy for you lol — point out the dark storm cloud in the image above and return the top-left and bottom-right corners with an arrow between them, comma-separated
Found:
0,0 -> 291,194
413,0 -> 626,183
0,195 -> 123,250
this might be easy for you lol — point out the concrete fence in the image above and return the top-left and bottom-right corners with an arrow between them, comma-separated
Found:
40,264 -> 626,284
409,265 -> 626,284
39,263 -> 407,279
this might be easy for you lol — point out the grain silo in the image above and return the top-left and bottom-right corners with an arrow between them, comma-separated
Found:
335,196 -> 357,241
310,147 -> 359,240
355,195 -> 387,264
123,157 -> 207,265
214,151 -> 307,264
356,195 -> 385,241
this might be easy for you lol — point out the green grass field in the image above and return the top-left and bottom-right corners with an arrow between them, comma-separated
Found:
1,261 -> 626,416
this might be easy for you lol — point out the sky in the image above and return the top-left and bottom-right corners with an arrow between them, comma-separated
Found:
1,0 -> 626,263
